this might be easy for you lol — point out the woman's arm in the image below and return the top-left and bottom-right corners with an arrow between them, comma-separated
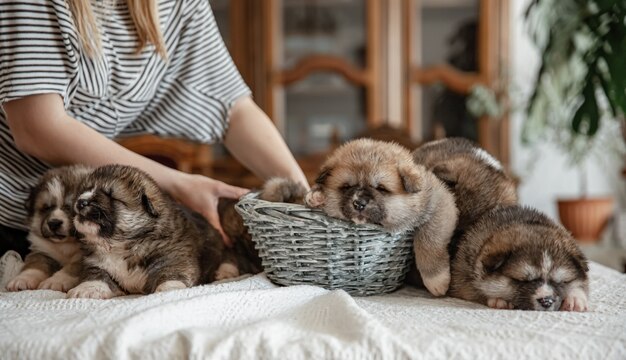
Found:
3,93 -> 247,242
224,97 -> 310,189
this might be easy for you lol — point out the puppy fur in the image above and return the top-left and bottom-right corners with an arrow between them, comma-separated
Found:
305,139 -> 458,296
412,138 -> 518,232
259,177 -> 307,204
449,206 -> 589,311
6,165 -> 92,292
67,165 -> 228,299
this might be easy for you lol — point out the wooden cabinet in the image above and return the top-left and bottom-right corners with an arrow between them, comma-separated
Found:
120,0 -> 510,187
404,0 -> 510,166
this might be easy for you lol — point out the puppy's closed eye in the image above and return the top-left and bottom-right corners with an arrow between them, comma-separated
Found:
340,183 -> 356,191
376,185 -> 389,194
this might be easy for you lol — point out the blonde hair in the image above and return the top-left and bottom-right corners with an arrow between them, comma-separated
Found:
67,0 -> 167,58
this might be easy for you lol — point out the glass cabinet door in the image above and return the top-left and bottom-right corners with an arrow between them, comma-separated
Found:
281,0 -> 367,68
269,0 -> 376,157
411,0 -> 481,142
284,73 -> 366,156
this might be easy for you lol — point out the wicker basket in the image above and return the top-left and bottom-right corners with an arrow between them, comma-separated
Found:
235,192 -> 414,296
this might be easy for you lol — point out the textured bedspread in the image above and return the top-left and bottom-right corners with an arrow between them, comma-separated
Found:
0,250 -> 624,359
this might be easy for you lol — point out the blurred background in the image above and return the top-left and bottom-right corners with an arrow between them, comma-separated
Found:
118,0 -> 626,271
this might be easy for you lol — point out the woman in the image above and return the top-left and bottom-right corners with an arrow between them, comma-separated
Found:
0,0 -> 308,255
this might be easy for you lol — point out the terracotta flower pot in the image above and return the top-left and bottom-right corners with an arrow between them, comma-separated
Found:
557,197 -> 614,243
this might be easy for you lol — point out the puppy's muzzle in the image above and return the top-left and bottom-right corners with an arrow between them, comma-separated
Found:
537,296 -> 555,309
47,219 -> 63,232
353,198 -> 368,211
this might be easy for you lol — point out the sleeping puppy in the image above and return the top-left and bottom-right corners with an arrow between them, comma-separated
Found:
67,165 -> 233,299
412,138 -> 518,232
449,206 -> 589,311
6,165 -> 92,292
305,139 -> 458,296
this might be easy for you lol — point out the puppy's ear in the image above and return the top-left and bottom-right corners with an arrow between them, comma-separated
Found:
571,247 -> 590,273
432,164 -> 458,188
315,167 -> 332,185
24,184 -> 42,215
398,165 -> 421,193
482,250 -> 512,273
141,193 -> 159,218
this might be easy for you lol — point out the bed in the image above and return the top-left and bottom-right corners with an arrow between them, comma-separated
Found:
0,250 -> 624,359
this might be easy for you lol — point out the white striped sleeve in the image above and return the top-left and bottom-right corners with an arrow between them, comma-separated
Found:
123,0 -> 251,143
0,0 -> 79,107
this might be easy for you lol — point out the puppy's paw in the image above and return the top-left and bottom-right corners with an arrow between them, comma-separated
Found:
487,298 -> 515,310
560,288 -> 588,312
422,270 -> 450,297
6,269 -> 48,291
260,178 -> 307,204
304,189 -> 325,208
67,281 -> 115,299
155,280 -> 187,293
38,271 -> 79,292
215,263 -> 240,281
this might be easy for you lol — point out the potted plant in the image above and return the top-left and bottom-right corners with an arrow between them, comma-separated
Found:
524,0 -> 626,242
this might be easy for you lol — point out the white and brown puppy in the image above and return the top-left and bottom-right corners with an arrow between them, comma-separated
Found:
6,165 -> 92,292
67,165 -> 232,299
305,139 -> 458,296
412,138 -> 518,232
449,206 -> 589,311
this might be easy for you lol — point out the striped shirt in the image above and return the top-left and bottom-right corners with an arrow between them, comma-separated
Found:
0,0 -> 250,230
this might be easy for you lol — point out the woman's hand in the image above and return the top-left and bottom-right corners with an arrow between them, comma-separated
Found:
171,172 -> 249,247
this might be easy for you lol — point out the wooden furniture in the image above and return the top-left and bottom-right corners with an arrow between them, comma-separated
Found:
116,135 -> 212,175
120,0 -> 511,186
404,0 -> 511,167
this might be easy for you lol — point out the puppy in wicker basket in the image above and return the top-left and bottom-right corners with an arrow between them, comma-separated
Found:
6,165 -> 91,292
449,206 -> 589,311
305,139 -> 458,296
67,165 -> 238,299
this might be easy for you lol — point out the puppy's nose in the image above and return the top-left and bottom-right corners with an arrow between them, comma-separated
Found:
77,199 -> 90,210
47,219 -> 62,231
537,296 -> 555,309
353,198 -> 368,211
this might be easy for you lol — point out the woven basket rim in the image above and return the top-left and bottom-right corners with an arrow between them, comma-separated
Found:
235,192 -> 410,235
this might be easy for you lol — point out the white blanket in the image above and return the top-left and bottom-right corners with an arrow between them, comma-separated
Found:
0,251 -> 625,360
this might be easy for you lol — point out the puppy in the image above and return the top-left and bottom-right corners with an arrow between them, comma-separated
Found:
412,138 -> 518,232
67,165 -> 232,299
449,206 -> 589,311
305,139 -> 458,296
6,165 -> 92,292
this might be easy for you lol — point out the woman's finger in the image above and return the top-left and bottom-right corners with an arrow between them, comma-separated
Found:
217,183 -> 249,199
204,207 -> 233,248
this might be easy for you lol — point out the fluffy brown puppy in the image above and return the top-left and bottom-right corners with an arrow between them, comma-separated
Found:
6,165 -> 92,292
305,139 -> 458,296
449,206 -> 589,311
67,165 -> 232,299
412,138 -> 517,232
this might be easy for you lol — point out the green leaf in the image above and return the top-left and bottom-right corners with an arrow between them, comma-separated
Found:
572,81 -> 600,136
